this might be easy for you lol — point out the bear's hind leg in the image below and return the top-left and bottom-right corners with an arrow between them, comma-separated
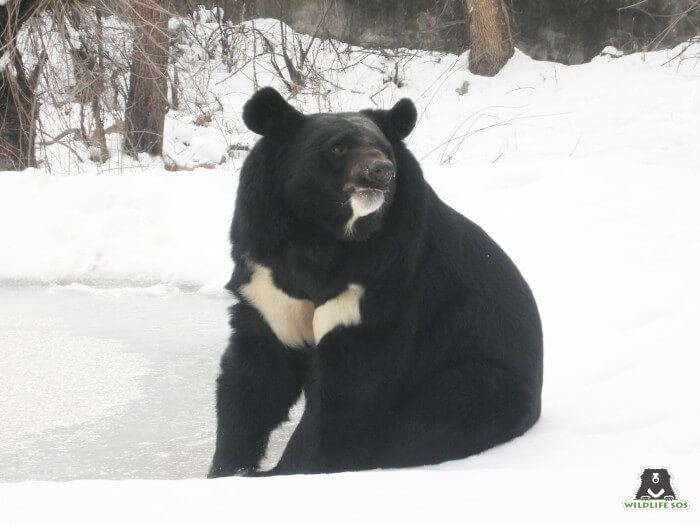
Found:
382,359 -> 540,469
208,303 -> 306,477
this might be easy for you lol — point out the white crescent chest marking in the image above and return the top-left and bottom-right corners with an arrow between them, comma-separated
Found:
313,284 -> 364,343
239,262 -> 364,347
647,488 -> 665,498
239,263 -> 315,348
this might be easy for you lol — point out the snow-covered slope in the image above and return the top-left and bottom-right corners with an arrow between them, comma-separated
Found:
1,17 -> 699,525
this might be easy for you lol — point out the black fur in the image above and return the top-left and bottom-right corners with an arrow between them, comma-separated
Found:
387,98 -> 417,139
242,87 -> 304,138
209,88 -> 543,476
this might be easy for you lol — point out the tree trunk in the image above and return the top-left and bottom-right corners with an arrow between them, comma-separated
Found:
124,0 -> 171,156
0,0 -> 46,170
464,0 -> 514,76
0,65 -> 35,171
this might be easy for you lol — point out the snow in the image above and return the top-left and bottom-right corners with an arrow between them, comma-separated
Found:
1,16 -> 699,524
0,170 -> 234,291
3,468 -> 692,525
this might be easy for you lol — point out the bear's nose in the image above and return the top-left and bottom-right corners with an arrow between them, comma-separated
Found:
367,159 -> 395,185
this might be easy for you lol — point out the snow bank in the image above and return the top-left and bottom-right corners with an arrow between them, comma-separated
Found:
0,169 -> 235,291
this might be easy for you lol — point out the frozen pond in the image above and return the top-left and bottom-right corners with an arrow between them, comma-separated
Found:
0,286 -> 300,481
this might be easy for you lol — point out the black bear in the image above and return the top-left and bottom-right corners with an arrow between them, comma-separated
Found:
635,468 -> 677,500
209,87 -> 543,476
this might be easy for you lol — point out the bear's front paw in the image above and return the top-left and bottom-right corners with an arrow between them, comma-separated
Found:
664,496 -> 675,501
207,464 -> 252,479
243,469 -> 274,478
640,496 -> 651,501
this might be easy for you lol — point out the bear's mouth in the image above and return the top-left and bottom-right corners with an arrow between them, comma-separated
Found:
343,182 -> 390,198
353,187 -> 386,202
343,182 -> 387,220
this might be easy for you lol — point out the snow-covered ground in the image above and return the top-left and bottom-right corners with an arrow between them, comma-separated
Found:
1,17 -> 699,524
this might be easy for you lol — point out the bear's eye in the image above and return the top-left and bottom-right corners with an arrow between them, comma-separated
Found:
330,144 -> 347,156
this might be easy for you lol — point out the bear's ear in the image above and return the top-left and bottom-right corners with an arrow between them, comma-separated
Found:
387,98 -> 417,139
242,87 -> 304,137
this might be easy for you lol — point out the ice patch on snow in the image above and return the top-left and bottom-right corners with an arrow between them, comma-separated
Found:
0,313 -> 148,449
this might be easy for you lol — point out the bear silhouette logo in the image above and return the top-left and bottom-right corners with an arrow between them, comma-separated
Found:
635,468 -> 676,500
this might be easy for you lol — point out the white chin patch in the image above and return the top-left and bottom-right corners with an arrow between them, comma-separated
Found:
344,190 -> 384,237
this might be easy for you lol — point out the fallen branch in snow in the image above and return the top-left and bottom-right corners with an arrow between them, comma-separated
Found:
42,138 -> 85,163
163,156 -> 218,171
38,120 -> 124,147
214,56 -> 255,86
317,77 -> 364,96
661,36 -> 700,67
369,84 -> 390,106
102,120 -> 124,137
422,111 -> 565,164
37,128 -> 81,147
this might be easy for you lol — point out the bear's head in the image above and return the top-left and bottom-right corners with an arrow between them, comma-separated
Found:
635,468 -> 676,500
242,87 -> 417,241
